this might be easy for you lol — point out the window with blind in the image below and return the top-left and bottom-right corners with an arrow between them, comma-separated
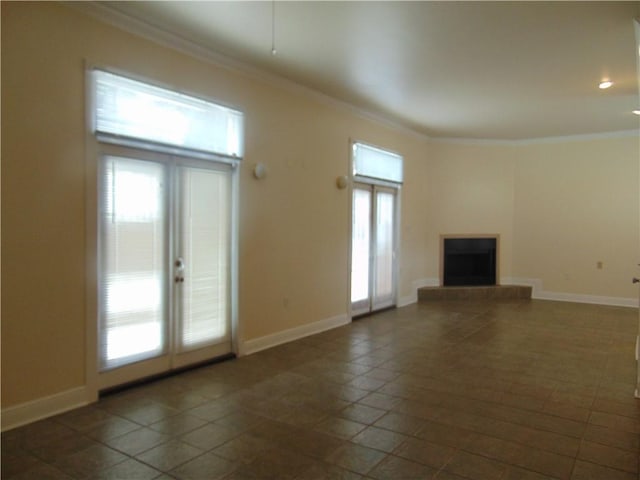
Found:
177,166 -> 231,351
100,157 -> 168,369
353,142 -> 403,184
94,70 -> 243,157
93,69 -> 241,378
350,142 -> 401,317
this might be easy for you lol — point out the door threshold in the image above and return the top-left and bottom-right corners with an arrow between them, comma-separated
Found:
352,305 -> 396,320
99,352 -> 236,397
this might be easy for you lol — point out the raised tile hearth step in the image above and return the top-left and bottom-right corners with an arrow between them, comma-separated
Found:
418,285 -> 532,301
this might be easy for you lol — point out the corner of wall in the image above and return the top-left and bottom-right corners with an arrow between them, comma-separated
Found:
398,277 -> 439,307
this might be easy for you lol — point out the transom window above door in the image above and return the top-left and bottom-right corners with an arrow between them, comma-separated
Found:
352,142 -> 403,184
90,69 -> 242,390
350,142 -> 403,317
92,69 -> 243,158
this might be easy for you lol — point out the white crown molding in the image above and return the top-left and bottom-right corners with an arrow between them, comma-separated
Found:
514,129 -> 640,145
65,3 -> 639,146
430,129 -> 639,147
64,1 -> 431,144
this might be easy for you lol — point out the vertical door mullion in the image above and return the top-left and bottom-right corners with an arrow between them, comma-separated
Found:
370,186 -> 378,312
164,160 -> 174,363
169,160 -> 180,359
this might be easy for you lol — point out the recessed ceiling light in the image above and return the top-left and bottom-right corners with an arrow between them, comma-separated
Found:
598,80 -> 613,89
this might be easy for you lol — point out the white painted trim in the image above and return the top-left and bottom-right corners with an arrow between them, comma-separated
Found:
397,297 -> 413,308
428,137 -> 521,147
398,277 -> 439,307
502,277 -> 638,308
1,387 -> 91,432
535,291 -> 638,308
66,4 -> 640,145
397,295 -> 414,308
513,129 -> 639,145
239,314 -> 350,356
65,2 -> 430,143
429,129 -> 639,146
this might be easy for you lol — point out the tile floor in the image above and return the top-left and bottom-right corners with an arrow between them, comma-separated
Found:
2,299 -> 640,479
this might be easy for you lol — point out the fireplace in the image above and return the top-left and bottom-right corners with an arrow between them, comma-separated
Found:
442,236 -> 497,286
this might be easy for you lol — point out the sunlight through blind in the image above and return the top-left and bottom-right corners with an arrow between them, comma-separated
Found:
374,191 -> 395,300
351,188 -> 371,303
100,157 -> 167,370
353,143 -> 403,183
93,70 -> 243,157
178,167 -> 231,350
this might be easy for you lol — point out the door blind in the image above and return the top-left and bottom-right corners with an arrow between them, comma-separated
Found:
99,156 -> 168,370
178,167 -> 231,350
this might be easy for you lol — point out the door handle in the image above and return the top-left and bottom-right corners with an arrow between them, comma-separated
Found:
175,257 -> 185,284
633,277 -> 640,284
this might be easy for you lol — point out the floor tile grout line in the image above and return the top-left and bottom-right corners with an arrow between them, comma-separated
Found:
3,299 -> 637,480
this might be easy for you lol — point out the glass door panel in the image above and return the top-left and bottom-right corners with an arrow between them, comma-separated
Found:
174,166 -> 232,367
99,156 -> 168,372
351,187 -> 372,316
98,149 -> 234,389
373,189 -> 395,310
351,183 -> 397,316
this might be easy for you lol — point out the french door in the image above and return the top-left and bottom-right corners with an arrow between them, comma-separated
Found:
351,183 -> 398,317
98,146 -> 234,389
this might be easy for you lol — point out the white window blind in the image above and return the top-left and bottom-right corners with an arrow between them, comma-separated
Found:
374,190 -> 395,301
178,167 -> 231,351
353,142 -> 403,183
351,188 -> 371,304
100,156 -> 167,370
93,70 -> 243,158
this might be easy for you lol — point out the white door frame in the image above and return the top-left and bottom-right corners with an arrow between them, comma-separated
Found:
349,178 -> 401,318
88,142 -> 239,393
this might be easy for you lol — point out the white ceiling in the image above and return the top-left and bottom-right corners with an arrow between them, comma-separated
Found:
96,1 -> 640,140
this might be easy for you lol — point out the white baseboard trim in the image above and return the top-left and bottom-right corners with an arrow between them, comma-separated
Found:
398,277 -> 439,307
239,313 -> 351,356
534,291 -> 638,308
1,386 -> 91,432
503,277 -> 638,308
397,296 -> 415,308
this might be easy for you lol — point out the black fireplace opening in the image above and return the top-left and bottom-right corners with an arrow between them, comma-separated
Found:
443,237 -> 496,286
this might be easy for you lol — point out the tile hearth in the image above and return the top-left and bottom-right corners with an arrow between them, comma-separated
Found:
418,285 -> 532,301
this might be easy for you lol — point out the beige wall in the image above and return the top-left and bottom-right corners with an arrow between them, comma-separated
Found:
513,136 -> 639,298
423,137 -> 639,298
2,2 -> 638,415
1,2 -> 430,408
424,142 -> 517,282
